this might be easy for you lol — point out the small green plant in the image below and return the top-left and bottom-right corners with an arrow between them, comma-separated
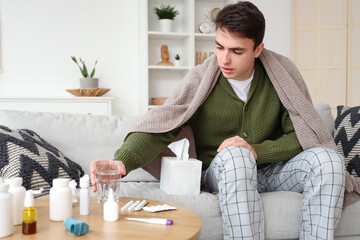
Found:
175,54 -> 180,60
71,56 -> 98,78
154,4 -> 179,20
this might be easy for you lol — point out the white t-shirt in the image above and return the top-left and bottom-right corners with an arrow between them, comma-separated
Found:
227,70 -> 255,102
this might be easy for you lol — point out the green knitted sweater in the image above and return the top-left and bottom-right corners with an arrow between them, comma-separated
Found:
114,60 -> 303,174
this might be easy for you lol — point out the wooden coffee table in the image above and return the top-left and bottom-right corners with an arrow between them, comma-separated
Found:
6,197 -> 201,239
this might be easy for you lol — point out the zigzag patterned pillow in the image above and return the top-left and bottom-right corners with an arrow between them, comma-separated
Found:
334,105 -> 360,177
0,125 -> 84,195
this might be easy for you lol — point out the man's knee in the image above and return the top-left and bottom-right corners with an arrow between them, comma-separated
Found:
216,146 -> 257,173
307,147 -> 344,176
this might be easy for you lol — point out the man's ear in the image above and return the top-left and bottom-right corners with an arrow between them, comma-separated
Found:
254,43 -> 264,58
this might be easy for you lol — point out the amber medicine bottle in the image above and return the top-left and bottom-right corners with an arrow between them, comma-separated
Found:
22,190 -> 37,234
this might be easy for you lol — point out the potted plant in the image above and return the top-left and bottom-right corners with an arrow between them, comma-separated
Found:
153,4 -> 179,32
71,56 -> 99,89
174,54 -> 181,67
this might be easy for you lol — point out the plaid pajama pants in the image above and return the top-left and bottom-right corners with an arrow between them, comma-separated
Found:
203,146 -> 345,240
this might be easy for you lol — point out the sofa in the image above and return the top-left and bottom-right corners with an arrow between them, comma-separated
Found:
0,102 -> 359,240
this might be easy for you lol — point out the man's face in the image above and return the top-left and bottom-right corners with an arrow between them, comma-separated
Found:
215,28 -> 264,81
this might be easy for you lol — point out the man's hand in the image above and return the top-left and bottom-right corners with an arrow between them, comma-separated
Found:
90,160 -> 126,192
217,136 -> 257,160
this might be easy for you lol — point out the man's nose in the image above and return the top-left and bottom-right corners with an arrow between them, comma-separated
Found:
222,51 -> 231,65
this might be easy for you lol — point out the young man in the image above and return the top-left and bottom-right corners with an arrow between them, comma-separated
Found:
91,2 -> 345,239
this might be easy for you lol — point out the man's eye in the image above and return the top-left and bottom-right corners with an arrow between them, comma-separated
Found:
216,46 -> 223,50
234,51 -> 242,55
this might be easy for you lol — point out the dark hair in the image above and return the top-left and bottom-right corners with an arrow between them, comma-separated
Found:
215,1 -> 265,49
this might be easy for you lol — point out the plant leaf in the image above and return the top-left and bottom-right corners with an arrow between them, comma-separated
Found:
80,58 -> 89,78
71,56 -> 78,64
72,56 -> 87,77
90,59 -> 98,78
154,4 -> 179,20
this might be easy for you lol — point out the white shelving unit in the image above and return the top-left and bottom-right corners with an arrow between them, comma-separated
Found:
139,0 -> 233,113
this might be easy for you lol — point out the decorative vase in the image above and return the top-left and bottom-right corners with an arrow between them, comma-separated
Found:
174,60 -> 180,67
80,78 -> 99,89
159,19 -> 173,32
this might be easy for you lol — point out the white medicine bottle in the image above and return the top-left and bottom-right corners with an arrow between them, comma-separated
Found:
103,188 -> 118,222
49,178 -> 72,221
79,175 -> 90,215
0,183 -> 14,238
5,177 -> 26,225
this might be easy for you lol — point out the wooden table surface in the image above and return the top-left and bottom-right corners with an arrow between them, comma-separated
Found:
5,197 -> 201,240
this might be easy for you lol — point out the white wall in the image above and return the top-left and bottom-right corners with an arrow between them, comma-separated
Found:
0,0 -> 291,116
248,0 -> 292,57
0,0 -> 141,115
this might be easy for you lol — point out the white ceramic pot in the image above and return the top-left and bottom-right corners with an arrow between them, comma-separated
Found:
174,60 -> 180,67
159,19 -> 173,32
80,78 -> 99,89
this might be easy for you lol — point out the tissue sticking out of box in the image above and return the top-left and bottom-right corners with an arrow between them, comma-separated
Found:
167,139 -> 189,161
161,138 -> 202,195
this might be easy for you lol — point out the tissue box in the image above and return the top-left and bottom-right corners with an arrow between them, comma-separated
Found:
160,157 -> 202,195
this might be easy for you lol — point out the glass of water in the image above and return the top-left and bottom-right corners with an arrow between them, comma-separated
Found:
94,160 -> 122,203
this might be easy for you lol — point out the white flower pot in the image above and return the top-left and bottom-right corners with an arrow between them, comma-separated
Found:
160,19 -> 173,32
174,60 -> 180,67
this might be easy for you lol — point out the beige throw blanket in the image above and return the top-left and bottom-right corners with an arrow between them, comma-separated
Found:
133,48 -> 360,208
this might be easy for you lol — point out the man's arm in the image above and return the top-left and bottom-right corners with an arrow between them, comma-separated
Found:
251,107 -> 303,164
113,128 -> 182,175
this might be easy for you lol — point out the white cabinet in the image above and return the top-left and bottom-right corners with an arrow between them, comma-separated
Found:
139,0 -> 233,113
0,97 -> 114,116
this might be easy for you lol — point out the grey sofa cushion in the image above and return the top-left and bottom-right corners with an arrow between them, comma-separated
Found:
314,102 -> 335,134
0,110 -> 158,182
122,168 -> 157,182
0,111 -> 129,173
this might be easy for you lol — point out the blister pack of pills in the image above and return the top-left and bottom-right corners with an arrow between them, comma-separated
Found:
121,200 -> 148,212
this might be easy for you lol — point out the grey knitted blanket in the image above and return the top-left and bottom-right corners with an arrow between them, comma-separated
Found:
134,48 -> 335,150
132,48 -> 359,208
